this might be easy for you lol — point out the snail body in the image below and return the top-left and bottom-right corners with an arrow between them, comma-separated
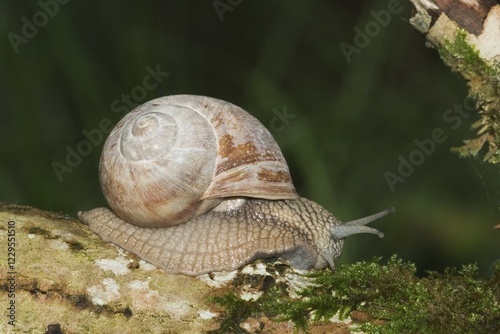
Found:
78,95 -> 393,276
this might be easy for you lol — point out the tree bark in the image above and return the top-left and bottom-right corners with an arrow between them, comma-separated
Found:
0,204 -> 353,333
0,203 -> 223,333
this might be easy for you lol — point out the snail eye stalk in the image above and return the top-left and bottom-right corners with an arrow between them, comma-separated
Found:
331,207 -> 395,239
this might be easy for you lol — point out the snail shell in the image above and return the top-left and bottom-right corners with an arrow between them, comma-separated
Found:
100,95 -> 297,228
79,95 -> 393,275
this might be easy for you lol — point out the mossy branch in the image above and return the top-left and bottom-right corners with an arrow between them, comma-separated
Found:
409,1 -> 500,163
209,256 -> 500,333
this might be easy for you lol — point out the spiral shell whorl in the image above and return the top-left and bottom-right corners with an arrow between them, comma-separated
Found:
120,112 -> 177,162
99,95 -> 298,228
100,101 -> 219,228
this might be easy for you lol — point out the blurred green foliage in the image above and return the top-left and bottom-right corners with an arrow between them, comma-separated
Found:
1,1 -> 498,275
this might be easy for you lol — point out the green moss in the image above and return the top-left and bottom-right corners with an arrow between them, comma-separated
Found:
439,29 -> 500,163
209,256 -> 500,333
208,292 -> 261,334
441,29 -> 495,78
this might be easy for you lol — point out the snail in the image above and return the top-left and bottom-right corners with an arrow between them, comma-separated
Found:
78,95 -> 394,276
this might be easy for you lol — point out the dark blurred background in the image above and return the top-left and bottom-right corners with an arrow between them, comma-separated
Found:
1,0 -> 498,276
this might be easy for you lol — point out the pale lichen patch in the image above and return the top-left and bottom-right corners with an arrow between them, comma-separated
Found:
95,257 -> 131,275
127,279 -> 161,311
240,261 -> 268,275
127,279 -> 193,319
197,270 -> 238,288
87,278 -> 121,306
128,279 -> 150,290
240,291 -> 263,301
94,247 -> 133,275
49,239 -> 69,250
159,296 -> 193,319
198,309 -> 218,320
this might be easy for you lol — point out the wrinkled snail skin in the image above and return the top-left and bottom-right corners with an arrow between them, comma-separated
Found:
79,197 -> 393,276
78,94 -> 393,276
79,197 -> 343,276
80,198 -> 343,275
